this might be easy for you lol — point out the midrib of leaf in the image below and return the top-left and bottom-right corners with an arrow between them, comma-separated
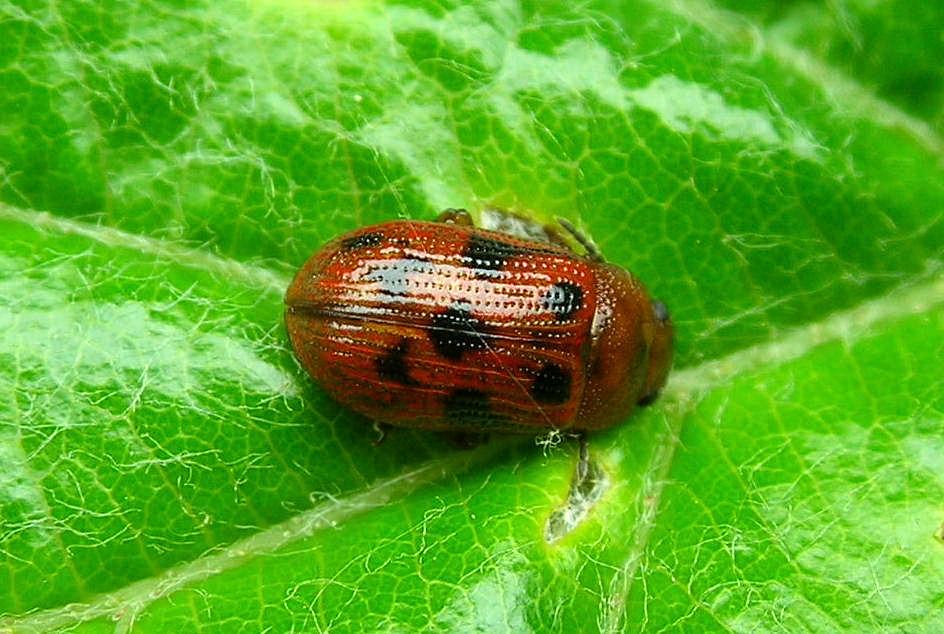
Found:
662,0 -> 944,156
3,200 -> 942,630
600,266 -> 944,633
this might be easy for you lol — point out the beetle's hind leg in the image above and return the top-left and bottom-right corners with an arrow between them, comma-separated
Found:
556,218 -> 604,262
371,421 -> 391,446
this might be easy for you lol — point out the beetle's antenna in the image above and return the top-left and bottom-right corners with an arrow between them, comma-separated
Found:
556,218 -> 603,262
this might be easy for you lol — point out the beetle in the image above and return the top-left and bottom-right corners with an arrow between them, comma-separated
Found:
284,209 -> 673,433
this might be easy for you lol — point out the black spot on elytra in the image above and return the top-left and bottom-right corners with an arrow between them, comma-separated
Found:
375,339 -> 418,386
429,304 -> 488,360
462,235 -> 526,271
341,231 -> 385,251
543,282 -> 584,321
531,363 -> 572,405
444,388 -> 500,427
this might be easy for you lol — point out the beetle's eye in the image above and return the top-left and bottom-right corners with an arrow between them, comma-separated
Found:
652,300 -> 670,324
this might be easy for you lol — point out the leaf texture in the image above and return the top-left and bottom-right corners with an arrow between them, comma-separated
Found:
0,0 -> 942,631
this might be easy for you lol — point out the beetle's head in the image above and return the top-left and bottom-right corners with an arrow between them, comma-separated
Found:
640,298 -> 673,404
576,266 -> 674,430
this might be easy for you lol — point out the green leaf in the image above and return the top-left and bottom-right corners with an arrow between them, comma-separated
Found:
712,0 -> 944,134
1,0 -> 942,631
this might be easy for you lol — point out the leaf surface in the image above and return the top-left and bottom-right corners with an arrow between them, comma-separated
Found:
1,0 -> 942,631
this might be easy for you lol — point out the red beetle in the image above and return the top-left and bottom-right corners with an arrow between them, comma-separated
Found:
285,210 -> 673,433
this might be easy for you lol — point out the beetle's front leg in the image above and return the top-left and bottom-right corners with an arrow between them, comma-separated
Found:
436,208 -> 474,226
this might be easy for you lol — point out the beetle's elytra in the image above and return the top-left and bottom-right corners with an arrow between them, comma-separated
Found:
285,210 -> 673,432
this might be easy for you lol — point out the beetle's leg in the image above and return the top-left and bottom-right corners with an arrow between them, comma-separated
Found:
538,223 -> 575,250
371,421 -> 391,446
556,218 -> 604,262
437,208 -> 474,226
576,432 -> 590,482
637,390 -> 662,406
